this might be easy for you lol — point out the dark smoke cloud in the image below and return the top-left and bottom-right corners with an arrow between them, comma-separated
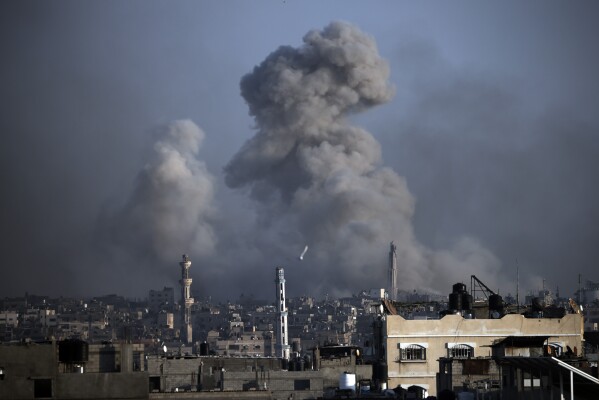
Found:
224,21 -> 503,297
377,36 -> 599,295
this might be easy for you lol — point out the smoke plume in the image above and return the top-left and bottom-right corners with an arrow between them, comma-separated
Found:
225,21 -> 502,297
100,120 -> 216,274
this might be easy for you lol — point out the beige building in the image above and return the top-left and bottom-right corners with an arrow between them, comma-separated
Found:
383,313 -> 584,397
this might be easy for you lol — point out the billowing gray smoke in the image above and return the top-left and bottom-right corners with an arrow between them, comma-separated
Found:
225,21 -> 501,296
102,120 -> 216,270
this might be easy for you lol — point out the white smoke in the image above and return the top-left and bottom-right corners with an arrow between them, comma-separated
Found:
102,119 -> 216,269
224,21 -> 502,296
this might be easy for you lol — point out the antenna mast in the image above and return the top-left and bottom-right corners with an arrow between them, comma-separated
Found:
516,258 -> 520,313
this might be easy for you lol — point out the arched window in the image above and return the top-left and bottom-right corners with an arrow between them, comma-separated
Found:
449,344 -> 474,359
400,344 -> 427,361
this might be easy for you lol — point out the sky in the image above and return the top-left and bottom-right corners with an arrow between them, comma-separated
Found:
1,1 -> 598,302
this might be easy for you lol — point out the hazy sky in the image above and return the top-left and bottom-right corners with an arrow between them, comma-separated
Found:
1,1 -> 598,302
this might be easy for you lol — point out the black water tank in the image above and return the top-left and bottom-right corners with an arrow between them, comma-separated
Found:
532,297 -> 545,312
304,355 -> 312,370
59,339 -> 89,363
462,294 -> 473,311
449,293 -> 463,311
200,341 -> 209,356
453,283 -> 467,294
489,294 -> 504,312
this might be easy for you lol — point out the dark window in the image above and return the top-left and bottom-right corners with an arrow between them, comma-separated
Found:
149,376 -> 161,392
294,379 -> 311,390
34,379 -> 52,398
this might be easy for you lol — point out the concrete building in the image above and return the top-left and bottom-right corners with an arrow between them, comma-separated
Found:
438,336 -> 599,399
146,343 -> 372,399
380,312 -> 584,397
0,311 -> 19,328
0,341 -> 147,399
148,287 -> 175,312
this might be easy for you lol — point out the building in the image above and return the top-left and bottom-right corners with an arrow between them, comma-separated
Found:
438,336 -> 599,399
380,312 -> 584,397
0,341 -> 147,399
148,287 -> 174,312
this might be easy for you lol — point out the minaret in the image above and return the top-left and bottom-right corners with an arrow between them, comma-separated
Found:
179,254 -> 193,344
388,242 -> 398,301
275,267 -> 290,360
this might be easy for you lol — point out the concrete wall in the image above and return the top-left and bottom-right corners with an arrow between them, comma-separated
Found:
0,342 -> 57,399
385,313 -> 583,396
56,372 -> 148,399
0,342 -> 148,400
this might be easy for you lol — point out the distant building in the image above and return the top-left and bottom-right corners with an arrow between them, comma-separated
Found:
0,311 -> 19,328
148,287 -> 174,312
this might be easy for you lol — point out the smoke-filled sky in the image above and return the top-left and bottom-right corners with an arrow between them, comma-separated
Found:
1,1 -> 598,301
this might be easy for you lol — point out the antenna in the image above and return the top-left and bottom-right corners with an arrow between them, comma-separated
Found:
578,274 -> 582,304
516,258 -> 520,313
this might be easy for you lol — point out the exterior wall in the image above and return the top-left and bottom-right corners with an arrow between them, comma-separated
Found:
84,343 -> 145,373
438,357 -> 501,396
0,342 -> 58,399
55,372 -> 148,399
0,342 -> 147,400
147,356 -> 283,392
146,356 -> 371,399
385,313 -> 583,396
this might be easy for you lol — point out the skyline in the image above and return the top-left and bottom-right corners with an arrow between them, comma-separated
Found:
1,1 -> 598,300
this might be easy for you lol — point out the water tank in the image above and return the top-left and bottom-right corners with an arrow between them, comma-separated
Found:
298,358 -> 305,371
199,342 -> 209,356
339,372 -> 356,392
462,293 -> 473,311
449,293 -> 463,311
453,283 -> 467,294
489,294 -> 504,312
292,341 -> 301,353
532,297 -> 545,312
58,339 -> 89,363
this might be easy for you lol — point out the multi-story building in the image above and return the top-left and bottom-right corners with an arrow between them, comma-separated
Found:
379,312 -> 584,397
148,287 -> 174,312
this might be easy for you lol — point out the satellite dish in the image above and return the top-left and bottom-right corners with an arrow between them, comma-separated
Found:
163,345 -> 167,353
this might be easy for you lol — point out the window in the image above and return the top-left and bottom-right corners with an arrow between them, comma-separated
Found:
294,379 -> 311,390
400,344 -> 426,361
34,378 -> 52,398
449,344 -> 474,359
